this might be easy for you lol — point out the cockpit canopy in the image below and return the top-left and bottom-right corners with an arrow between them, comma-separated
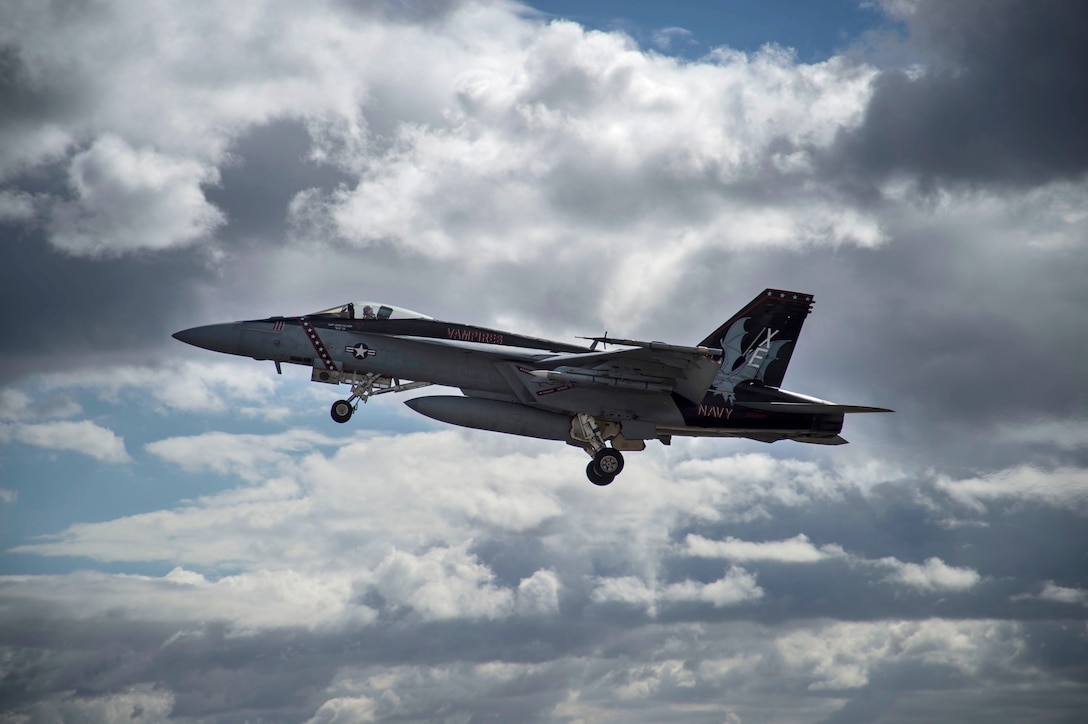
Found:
311,302 -> 433,320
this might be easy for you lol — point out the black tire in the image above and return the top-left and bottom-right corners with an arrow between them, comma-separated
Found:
586,461 -> 615,487
592,447 -> 624,476
331,399 -> 354,423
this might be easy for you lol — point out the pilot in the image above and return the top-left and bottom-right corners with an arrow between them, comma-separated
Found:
361,305 -> 376,319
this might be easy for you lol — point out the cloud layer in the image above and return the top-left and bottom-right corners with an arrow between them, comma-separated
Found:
2,0 -> 1087,721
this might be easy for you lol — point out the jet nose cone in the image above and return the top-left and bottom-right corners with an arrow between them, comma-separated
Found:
172,323 -> 243,355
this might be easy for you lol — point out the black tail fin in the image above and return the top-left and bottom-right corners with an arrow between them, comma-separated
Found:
699,289 -> 813,390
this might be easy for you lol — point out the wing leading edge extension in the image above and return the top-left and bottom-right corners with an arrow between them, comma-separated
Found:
519,343 -> 723,403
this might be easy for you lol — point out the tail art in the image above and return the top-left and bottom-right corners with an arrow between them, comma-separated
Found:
698,289 -> 813,396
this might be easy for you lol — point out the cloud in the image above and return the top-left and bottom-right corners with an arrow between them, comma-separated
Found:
684,533 -> 846,562
0,388 -> 33,421
937,465 -> 1088,515
305,695 -> 377,724
6,685 -> 175,724
832,0 -> 1088,188
146,428 -> 341,482
364,544 -> 560,621
1014,581 -> 1088,608
294,32 -> 883,272
774,619 -> 1022,692
295,619 -> 1043,722
39,360 -> 281,415
1,0 -> 379,253
3,567 -> 374,631
0,190 -> 35,222
0,419 -> 131,463
681,533 -> 984,595
999,418 -> 1088,451
1038,582 -> 1088,607
590,568 -> 764,616
367,544 -> 514,621
4,541 -> 552,631
2,1 -> 1087,721
878,556 -> 982,592
0,387 -> 82,422
2,422 -> 1085,720
650,26 -> 695,52
47,135 -> 226,256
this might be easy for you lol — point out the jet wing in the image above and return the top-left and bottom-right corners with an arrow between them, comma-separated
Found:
526,344 -> 722,403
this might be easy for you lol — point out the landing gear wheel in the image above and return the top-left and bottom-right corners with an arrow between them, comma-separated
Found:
330,399 -> 354,423
592,447 -> 624,476
586,461 -> 615,487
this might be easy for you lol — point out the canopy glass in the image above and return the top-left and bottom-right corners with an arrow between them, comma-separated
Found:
310,302 -> 433,320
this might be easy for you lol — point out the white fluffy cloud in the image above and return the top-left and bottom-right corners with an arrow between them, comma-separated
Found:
39,360 -> 281,416
3,0 -> 883,268
937,465 -> 1088,515
1036,581 -> 1088,606
878,556 -> 982,592
1,420 -> 1078,720
294,27 -> 883,281
146,428 -> 341,482
0,419 -> 131,463
48,135 -> 226,255
774,619 -> 1021,691
5,566 -> 373,630
0,387 -> 82,422
684,533 -> 846,562
298,619 -> 1034,721
6,423 -> 1000,641
591,566 -> 764,615
2,0 -> 377,252
366,544 -> 561,621
4,542 -> 555,630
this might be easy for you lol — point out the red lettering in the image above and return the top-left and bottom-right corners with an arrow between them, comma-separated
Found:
447,328 -> 504,345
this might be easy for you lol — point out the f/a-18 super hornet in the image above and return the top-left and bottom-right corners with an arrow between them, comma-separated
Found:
174,289 -> 891,486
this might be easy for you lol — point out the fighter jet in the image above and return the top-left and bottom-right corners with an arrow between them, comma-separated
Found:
173,290 -> 891,486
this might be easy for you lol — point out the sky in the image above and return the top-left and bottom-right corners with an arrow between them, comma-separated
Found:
1,0 -> 1087,721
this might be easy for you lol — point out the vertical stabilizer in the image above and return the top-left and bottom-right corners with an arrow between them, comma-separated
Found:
699,289 -> 813,391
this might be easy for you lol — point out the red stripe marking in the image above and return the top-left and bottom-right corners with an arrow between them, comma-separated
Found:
297,317 -> 338,371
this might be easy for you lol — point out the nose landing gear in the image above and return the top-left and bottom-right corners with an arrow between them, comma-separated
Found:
330,399 -> 354,423
327,372 -> 433,423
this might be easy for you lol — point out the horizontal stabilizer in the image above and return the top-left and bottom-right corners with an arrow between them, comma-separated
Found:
793,434 -> 849,445
737,402 -> 894,414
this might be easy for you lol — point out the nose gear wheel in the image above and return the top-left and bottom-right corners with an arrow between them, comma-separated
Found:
330,399 -> 354,423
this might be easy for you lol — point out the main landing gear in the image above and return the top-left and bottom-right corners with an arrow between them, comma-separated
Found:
571,412 -> 626,486
586,447 -> 625,487
327,372 -> 431,424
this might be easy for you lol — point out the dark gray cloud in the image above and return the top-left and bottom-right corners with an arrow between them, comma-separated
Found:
0,44 -> 64,131
0,119 -> 358,385
206,120 -> 353,243
0,226 -> 214,384
831,0 -> 1088,188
